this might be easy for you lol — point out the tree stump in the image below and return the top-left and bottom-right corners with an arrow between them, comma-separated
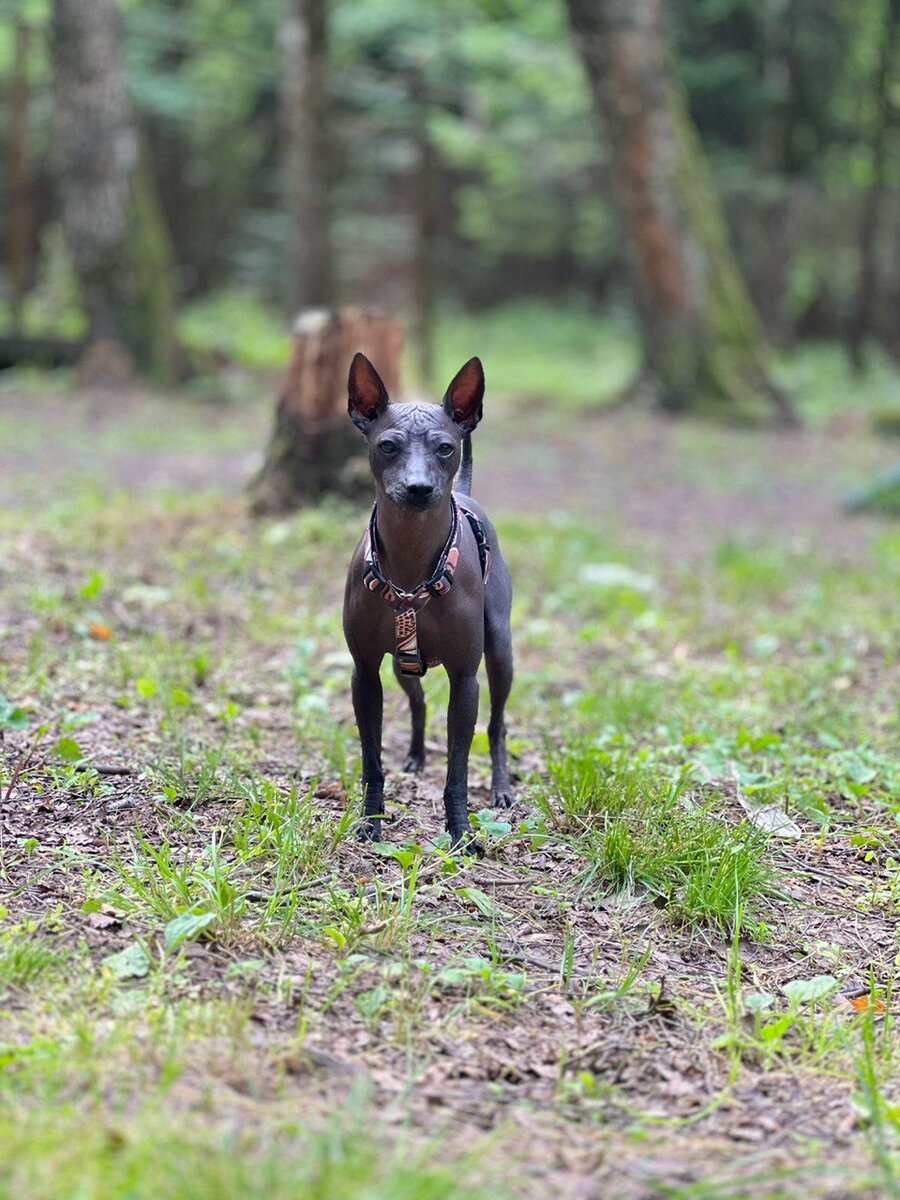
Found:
249,309 -> 404,515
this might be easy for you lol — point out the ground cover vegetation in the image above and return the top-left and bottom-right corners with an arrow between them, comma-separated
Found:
1,349 -> 898,1196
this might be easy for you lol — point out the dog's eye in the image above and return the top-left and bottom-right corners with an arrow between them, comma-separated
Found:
378,440 -> 399,456
436,442 -> 455,458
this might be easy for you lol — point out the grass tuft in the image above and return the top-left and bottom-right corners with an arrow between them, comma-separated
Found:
543,745 -> 772,935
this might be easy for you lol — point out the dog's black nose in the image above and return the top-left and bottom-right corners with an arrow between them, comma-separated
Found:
406,483 -> 434,502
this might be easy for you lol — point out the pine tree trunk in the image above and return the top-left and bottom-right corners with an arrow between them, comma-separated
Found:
8,19 -> 32,335
565,0 -> 795,422
849,0 -> 899,372
51,0 -> 177,383
281,0 -> 335,311
249,310 -> 404,515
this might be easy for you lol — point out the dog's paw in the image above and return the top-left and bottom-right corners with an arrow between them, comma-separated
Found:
357,818 -> 384,844
490,784 -> 516,810
448,827 -> 484,858
402,751 -> 426,774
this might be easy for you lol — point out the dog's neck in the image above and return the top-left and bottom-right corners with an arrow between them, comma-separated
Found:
373,488 -> 454,592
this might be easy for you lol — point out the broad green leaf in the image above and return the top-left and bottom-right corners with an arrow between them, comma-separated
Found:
783,975 -> 838,1006
760,1015 -> 795,1042
357,986 -> 390,1019
102,942 -> 151,981
372,843 -> 420,870
471,810 -> 512,839
164,910 -> 217,951
52,737 -> 84,763
745,991 -> 776,1013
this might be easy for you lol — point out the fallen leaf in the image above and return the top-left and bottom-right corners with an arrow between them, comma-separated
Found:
738,795 -> 802,840
87,909 -> 124,930
315,782 -> 346,802
849,995 -> 887,1015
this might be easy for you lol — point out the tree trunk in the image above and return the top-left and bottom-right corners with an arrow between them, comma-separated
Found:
249,310 -> 404,515
281,0 -> 335,312
849,0 -> 900,372
565,0 -> 794,422
51,0 -> 134,358
8,19 -> 33,335
125,148 -> 179,384
51,0 -> 177,383
411,70 -> 436,386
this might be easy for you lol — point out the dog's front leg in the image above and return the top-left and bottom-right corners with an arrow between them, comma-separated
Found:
443,671 -> 479,847
351,660 -> 385,841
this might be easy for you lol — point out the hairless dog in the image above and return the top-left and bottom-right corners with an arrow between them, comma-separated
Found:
342,353 -> 514,847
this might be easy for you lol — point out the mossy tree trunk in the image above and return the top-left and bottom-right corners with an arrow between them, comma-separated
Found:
51,0 -> 177,384
410,68 -> 437,386
281,0 -> 335,312
125,150 -> 179,384
249,310 -> 404,515
848,0 -> 899,372
566,0 -> 795,422
8,19 -> 33,335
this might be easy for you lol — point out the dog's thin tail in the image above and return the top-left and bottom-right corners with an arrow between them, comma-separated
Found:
455,433 -> 473,496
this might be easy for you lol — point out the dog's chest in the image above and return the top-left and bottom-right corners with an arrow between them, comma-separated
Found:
358,558 -> 483,666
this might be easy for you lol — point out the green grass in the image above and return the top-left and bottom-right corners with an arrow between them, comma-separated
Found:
0,1106 -> 503,1200
0,927 -> 62,992
540,746 -> 772,936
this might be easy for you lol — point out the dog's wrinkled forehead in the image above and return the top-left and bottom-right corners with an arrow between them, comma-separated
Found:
381,401 -> 455,435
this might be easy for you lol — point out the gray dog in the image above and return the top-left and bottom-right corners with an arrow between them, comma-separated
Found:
342,353 -> 514,846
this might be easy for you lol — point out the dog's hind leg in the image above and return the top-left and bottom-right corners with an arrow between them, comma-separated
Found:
484,571 -> 514,809
393,658 -> 427,773
444,670 -> 480,846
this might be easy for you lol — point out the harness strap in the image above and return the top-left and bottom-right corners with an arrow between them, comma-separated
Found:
363,496 -> 491,676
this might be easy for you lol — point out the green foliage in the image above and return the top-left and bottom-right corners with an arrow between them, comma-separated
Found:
0,928 -> 61,992
0,1108 -> 501,1200
542,747 -> 772,935
428,297 -> 638,406
2,0 -> 896,371
0,693 -> 30,732
178,291 -> 291,369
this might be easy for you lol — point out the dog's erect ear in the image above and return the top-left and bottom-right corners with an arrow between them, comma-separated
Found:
443,357 -> 484,433
348,352 -> 389,432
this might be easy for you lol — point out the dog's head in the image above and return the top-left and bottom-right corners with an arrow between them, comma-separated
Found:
348,353 -> 483,511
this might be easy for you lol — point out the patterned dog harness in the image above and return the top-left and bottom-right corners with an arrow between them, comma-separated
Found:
363,495 -> 491,677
